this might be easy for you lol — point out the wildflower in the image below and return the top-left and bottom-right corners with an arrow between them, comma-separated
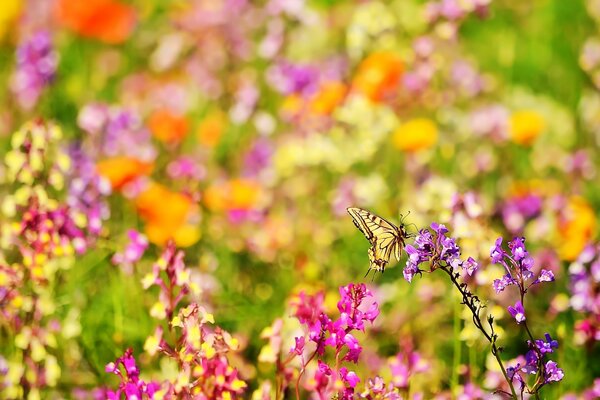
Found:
10,31 -> 58,110
55,0 -> 136,44
509,110 -> 545,146
544,360 -> 564,383
111,230 -> 148,274
352,51 -> 403,101
135,182 -> 200,247
557,196 -> 597,261
0,0 -> 21,40
508,301 -> 526,323
308,81 -> 348,115
392,118 -> 438,152
534,333 -> 559,354
462,257 -> 479,276
148,109 -> 189,143
105,349 -> 161,399
96,157 -> 153,190
197,109 -> 227,148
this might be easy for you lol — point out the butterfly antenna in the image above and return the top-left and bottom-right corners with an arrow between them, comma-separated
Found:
364,267 -> 372,279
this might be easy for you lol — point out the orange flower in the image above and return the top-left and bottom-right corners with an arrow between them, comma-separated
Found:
558,196 -> 597,261
197,110 -> 227,148
148,109 -> 189,143
308,81 -> 348,115
392,118 -> 438,152
55,0 -> 136,44
96,157 -> 153,190
204,179 -> 261,212
509,110 -> 545,146
135,182 -> 200,247
352,51 -> 403,102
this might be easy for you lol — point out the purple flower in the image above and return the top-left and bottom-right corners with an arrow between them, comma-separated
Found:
544,361 -> 564,383
493,274 -> 515,293
508,301 -> 526,323
11,31 -> 58,110
112,230 -> 149,273
490,237 -> 506,264
462,257 -> 479,276
533,269 -> 555,285
535,333 -> 558,354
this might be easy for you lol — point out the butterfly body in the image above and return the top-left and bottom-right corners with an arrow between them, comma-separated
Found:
347,207 -> 408,274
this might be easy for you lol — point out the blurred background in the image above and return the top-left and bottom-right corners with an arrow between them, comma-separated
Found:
1,0 -> 600,398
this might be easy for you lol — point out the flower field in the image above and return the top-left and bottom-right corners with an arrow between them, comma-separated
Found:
1,0 -> 600,399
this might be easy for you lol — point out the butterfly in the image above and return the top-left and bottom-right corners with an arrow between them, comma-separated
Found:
347,207 -> 411,277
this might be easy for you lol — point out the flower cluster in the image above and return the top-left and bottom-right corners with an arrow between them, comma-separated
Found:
490,237 -> 555,295
567,244 -> 600,344
112,229 -> 148,274
403,222 -> 465,282
10,31 -> 58,110
0,121 -> 107,398
105,349 -> 161,399
285,284 -> 379,399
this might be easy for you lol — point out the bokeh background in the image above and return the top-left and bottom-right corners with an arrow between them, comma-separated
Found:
1,0 -> 600,398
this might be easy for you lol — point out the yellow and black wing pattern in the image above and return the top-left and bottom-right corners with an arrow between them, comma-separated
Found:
347,207 -> 406,274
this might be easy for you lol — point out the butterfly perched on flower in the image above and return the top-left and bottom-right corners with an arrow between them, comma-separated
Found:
347,207 -> 411,276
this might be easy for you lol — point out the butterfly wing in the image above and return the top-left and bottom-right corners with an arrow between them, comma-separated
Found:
347,207 -> 405,273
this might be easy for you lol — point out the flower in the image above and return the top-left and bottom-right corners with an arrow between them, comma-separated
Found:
10,31 -> 58,110
557,196 -> 597,261
96,157 -> 153,190
392,118 -> 438,152
509,110 -> 545,145
352,51 -> 403,101
196,109 -> 227,148
134,182 -> 200,247
111,230 -> 148,274
0,0 -> 21,40
534,333 -> 559,354
308,81 -> 348,115
508,301 -> 526,324
148,109 -> 189,143
55,0 -> 136,44
544,360 -> 564,383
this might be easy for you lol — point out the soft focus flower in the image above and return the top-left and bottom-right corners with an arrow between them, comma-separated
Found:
352,51 -> 403,102
509,110 -> 545,146
96,157 -> 153,190
0,0 -> 21,40
148,109 -> 189,144
55,0 -> 136,44
135,182 -> 200,247
197,110 -> 227,148
558,196 -> 597,261
10,31 -> 58,110
392,118 -> 438,152
309,81 -> 348,115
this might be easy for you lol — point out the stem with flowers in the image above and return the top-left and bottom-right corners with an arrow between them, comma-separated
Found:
403,223 -> 563,399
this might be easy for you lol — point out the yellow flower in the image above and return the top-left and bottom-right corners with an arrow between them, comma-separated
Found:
0,0 -> 21,40
392,118 -> 438,152
557,196 -> 597,261
509,110 -> 545,145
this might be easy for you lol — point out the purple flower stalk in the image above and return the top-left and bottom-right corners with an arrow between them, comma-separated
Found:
11,31 -> 58,110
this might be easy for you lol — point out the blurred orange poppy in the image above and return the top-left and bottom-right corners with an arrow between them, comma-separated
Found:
509,110 -> 545,146
96,157 -> 153,190
352,51 -> 403,102
557,196 -> 597,261
392,118 -> 438,152
135,182 -> 200,247
308,81 -> 348,115
204,179 -> 261,212
55,0 -> 136,44
197,110 -> 227,148
148,109 -> 189,144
